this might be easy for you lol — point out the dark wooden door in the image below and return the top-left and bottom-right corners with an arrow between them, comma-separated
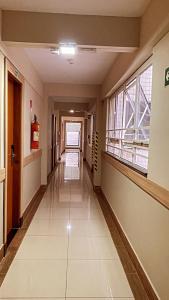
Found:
7,74 -> 21,244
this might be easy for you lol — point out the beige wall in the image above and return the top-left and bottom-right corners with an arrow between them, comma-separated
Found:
101,160 -> 169,299
22,158 -> 41,214
47,99 -> 56,175
23,81 -> 42,157
0,36 -> 44,249
45,83 -> 100,99
148,32 -> 169,190
86,144 -> 92,169
101,30 -> 169,299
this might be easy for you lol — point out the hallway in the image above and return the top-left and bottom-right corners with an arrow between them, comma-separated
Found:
0,151 -> 133,299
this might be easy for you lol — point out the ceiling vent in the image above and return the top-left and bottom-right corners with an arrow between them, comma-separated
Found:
78,47 -> 97,54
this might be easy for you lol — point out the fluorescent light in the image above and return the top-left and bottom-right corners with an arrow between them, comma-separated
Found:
59,44 -> 76,55
69,109 -> 74,113
51,44 -> 77,56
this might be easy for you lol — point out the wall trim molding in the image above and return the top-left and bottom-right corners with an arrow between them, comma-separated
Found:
20,184 -> 46,226
102,151 -> 169,210
23,149 -> 42,167
0,169 -> 5,182
96,188 -> 158,300
0,245 -> 5,262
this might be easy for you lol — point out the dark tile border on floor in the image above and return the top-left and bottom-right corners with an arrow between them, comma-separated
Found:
94,187 -> 158,300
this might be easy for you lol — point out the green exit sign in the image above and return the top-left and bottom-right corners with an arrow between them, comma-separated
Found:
165,67 -> 169,86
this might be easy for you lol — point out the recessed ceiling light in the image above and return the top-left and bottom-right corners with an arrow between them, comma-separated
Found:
69,109 -> 74,113
50,44 -> 77,56
60,44 -> 76,55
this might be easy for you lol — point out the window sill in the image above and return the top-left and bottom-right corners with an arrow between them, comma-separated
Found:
106,151 -> 147,177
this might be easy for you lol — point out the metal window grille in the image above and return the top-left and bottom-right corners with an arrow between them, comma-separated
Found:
106,65 -> 153,172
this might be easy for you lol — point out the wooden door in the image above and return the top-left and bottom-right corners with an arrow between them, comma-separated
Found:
7,74 -> 21,244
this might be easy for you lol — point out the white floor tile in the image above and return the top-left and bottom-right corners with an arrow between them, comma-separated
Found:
66,260 -> 133,298
1,152 -> 134,300
34,207 -> 69,220
0,260 -> 67,298
70,207 -> 102,220
26,219 -> 69,236
69,219 -> 111,237
68,236 -> 118,259
15,236 -> 68,260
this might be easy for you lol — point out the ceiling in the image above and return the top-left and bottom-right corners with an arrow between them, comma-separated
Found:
25,48 -> 118,84
0,0 -> 150,17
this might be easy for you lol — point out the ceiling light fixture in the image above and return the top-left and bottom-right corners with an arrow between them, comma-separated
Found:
51,43 -> 77,56
69,109 -> 74,113
59,44 -> 76,55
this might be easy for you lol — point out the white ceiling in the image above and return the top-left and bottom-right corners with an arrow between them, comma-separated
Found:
0,0 -> 150,17
25,48 -> 118,84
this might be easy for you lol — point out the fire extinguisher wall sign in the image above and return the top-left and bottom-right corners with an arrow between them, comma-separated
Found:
31,114 -> 40,149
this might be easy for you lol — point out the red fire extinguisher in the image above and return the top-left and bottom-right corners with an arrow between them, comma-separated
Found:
31,114 -> 40,149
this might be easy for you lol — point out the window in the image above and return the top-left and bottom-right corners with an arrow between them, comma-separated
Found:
106,65 -> 153,172
65,122 -> 81,147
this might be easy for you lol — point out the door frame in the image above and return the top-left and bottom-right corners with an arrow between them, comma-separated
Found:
51,114 -> 57,172
4,59 -> 24,247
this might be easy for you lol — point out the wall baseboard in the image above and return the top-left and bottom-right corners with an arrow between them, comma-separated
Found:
0,245 -> 4,262
96,188 -> 158,300
20,185 -> 47,226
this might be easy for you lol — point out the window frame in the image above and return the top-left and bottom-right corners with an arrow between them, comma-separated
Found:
106,59 -> 153,175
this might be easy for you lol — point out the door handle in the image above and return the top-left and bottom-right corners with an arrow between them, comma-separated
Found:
11,144 -> 16,162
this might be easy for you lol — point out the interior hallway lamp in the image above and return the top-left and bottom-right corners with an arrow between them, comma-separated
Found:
59,44 -> 76,55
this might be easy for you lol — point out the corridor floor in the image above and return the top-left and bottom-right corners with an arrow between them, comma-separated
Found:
0,151 -> 134,299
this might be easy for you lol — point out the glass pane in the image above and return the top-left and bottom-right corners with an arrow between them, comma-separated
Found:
135,148 -> 148,169
108,97 -> 115,130
137,66 -> 152,128
115,92 -> 123,130
66,132 -> 79,146
124,83 -> 136,129
121,147 -> 133,162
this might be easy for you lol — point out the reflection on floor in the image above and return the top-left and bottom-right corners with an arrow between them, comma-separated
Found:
0,151 -> 134,299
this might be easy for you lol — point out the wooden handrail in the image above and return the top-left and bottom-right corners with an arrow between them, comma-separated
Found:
102,151 -> 169,210
23,149 -> 42,167
0,168 -> 5,182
